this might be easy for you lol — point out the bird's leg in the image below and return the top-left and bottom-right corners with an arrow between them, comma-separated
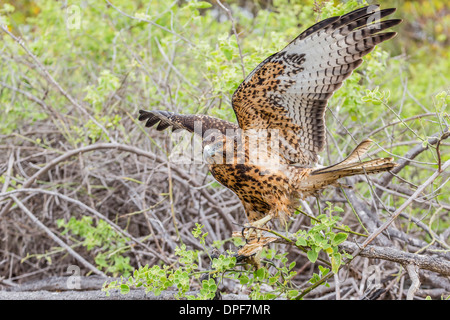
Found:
242,214 -> 273,242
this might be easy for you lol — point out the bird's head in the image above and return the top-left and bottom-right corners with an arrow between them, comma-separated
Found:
202,130 -> 234,165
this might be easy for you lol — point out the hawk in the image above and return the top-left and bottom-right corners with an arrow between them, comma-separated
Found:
139,5 -> 401,238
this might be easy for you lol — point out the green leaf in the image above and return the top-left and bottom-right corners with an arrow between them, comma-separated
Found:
189,1 -> 212,9
120,284 -> 130,294
332,233 -> 348,246
318,265 -> 330,277
296,237 -> 307,246
268,277 -> 278,285
331,253 -> 341,274
307,249 -> 318,263
264,293 -> 277,300
239,275 -> 249,285
313,233 -> 324,243
256,268 -> 267,280
309,273 -> 320,284
287,290 -> 299,299
221,46 -> 233,61
344,252 -> 353,259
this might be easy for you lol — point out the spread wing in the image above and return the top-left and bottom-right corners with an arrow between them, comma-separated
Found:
138,110 -> 238,136
232,5 -> 401,165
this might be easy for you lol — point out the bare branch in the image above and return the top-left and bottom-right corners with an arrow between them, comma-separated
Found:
0,25 -> 115,143
375,128 -> 450,198
405,264 -> 421,300
104,0 -> 193,46
216,0 -> 246,78
339,242 -> 450,277
353,160 -> 450,258
9,195 -> 106,277
0,188 -> 167,263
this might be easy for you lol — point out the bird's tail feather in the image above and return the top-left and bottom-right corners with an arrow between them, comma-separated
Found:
310,139 -> 397,179
310,157 -> 397,178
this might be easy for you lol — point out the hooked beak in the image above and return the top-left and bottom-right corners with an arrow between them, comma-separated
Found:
203,144 -> 216,164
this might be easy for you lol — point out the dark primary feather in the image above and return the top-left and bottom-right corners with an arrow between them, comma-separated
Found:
138,110 -> 181,131
138,109 -> 238,137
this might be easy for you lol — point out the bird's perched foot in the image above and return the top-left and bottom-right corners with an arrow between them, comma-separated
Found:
241,214 -> 273,243
235,237 -> 277,270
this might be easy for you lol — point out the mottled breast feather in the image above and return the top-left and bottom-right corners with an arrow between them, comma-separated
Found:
231,4 -> 401,165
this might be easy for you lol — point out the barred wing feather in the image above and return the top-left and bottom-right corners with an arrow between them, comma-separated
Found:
231,5 -> 401,165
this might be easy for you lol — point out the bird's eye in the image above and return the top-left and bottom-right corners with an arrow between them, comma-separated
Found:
210,136 -> 215,143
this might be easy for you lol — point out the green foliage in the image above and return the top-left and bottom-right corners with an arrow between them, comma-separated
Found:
192,222 -> 208,246
295,202 -> 352,274
73,114 -> 122,144
57,216 -> 133,277
103,219 -> 356,300
309,265 -> 330,287
83,70 -> 121,114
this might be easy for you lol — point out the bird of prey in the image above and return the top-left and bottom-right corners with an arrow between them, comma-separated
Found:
139,5 -> 401,239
